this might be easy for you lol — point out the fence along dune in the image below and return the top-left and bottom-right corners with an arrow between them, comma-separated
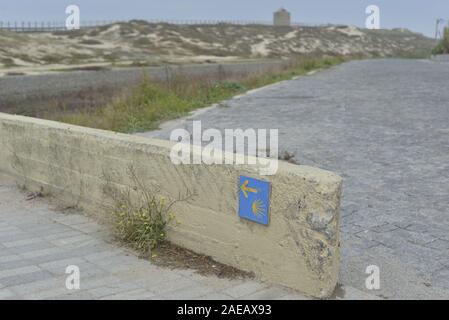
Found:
0,19 -> 320,33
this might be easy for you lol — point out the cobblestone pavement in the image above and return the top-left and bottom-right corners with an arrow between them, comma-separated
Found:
0,177 -> 311,300
143,59 -> 449,299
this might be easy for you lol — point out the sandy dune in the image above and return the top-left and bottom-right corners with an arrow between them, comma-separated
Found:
0,21 -> 435,71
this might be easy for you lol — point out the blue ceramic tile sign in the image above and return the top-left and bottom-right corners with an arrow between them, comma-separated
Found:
238,175 -> 271,225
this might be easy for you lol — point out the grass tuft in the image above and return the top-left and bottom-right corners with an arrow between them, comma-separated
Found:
111,167 -> 175,253
432,27 -> 449,55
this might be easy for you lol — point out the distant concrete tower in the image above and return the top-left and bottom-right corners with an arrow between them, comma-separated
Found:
273,7 -> 291,26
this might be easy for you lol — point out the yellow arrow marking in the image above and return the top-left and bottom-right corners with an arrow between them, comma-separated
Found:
241,180 -> 258,198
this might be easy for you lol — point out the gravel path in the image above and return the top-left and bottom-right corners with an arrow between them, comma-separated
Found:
142,59 -> 449,299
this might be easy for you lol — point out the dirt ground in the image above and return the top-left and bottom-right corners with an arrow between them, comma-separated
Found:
148,242 -> 255,280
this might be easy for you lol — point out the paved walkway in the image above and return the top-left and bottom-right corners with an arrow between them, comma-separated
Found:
0,177 -> 308,300
142,59 -> 449,299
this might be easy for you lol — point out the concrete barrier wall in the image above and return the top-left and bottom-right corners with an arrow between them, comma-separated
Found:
0,112 -> 342,298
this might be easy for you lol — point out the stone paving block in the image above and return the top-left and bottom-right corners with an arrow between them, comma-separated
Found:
20,247 -> 65,259
0,231 -> 34,243
69,222 -> 107,234
8,277 -> 65,296
197,292 -> 233,300
50,290 -> 95,300
61,239 -> 105,252
77,274 -> 138,297
14,221 -> 50,230
0,258 -> 34,271
426,239 -> 449,251
162,284 -> 217,300
275,292 -> 309,300
222,281 -> 269,299
43,230 -> 85,241
0,288 -> 18,299
395,229 -> 437,247
146,276 -> 201,295
83,249 -> 129,263
38,258 -> 109,279
66,244 -> 114,258
334,286 -> 382,300
237,286 -> 289,300
22,286 -> 75,300
86,284 -> 126,298
2,237 -> 45,248
27,250 -> 82,265
49,234 -> 95,247
9,241 -> 56,255
354,230 -> 396,248
0,226 -> 22,234
20,224 -> 74,236
370,223 -> 400,233
92,256 -> 143,273
436,256 -> 449,269
430,268 -> 449,289
0,254 -> 21,264
0,270 -> 53,287
38,257 -> 87,270
51,215 -> 93,226
99,288 -> 157,300
195,276 -> 245,291
132,269 -> 185,288
0,265 -> 41,279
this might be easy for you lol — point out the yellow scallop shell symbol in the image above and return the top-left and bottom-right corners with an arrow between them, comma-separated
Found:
251,199 -> 265,216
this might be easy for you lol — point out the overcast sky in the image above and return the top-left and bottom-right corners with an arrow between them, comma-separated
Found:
1,0 -> 448,37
